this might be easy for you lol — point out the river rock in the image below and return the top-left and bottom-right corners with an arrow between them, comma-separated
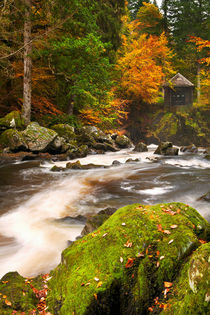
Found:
204,154 -> 210,160
133,141 -> 148,152
198,191 -> 210,202
67,144 -> 89,159
115,135 -> 132,148
154,141 -> 179,155
92,142 -> 117,152
0,111 -> 24,133
125,158 -> 140,163
0,129 -> 28,152
51,124 -> 76,142
46,203 -> 209,314
23,122 -> 57,152
51,165 -> 65,172
66,161 -> 106,170
180,144 -> 198,153
112,160 -> 121,166
81,207 -> 117,236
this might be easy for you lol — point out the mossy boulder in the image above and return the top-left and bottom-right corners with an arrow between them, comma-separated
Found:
154,142 -> 179,156
0,129 -> 28,152
0,111 -> 24,133
23,122 -> 58,152
115,135 -> 132,148
51,124 -> 76,142
180,144 -> 198,153
162,243 -> 210,315
0,272 -> 42,314
47,202 -> 209,314
133,142 -> 148,152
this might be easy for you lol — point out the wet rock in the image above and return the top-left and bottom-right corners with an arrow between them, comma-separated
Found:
81,207 -> 117,236
133,141 -> 148,152
180,144 -> 198,153
0,129 -> 28,152
0,111 -> 24,133
115,135 -> 132,148
56,215 -> 87,225
112,160 -> 121,166
154,142 -> 178,155
50,165 -> 65,172
66,161 -> 106,170
198,191 -> 210,202
146,156 -> 160,163
125,158 -> 140,163
23,122 -> 57,152
67,144 -> 89,159
204,154 -> 210,160
92,142 -> 117,152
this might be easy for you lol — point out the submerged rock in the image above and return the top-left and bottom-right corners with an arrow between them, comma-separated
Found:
154,142 -> 179,156
133,141 -> 148,152
47,202 -> 209,314
23,122 -> 57,152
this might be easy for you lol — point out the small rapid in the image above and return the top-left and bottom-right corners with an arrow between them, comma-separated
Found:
0,145 -> 209,278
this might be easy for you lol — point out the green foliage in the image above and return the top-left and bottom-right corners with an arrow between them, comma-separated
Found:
127,0 -> 150,20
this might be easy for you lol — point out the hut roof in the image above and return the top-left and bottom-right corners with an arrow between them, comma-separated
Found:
163,73 -> 194,87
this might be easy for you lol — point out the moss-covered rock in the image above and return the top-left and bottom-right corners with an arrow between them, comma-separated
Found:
0,129 -> 28,152
154,142 -> 179,156
51,124 -> 76,142
162,243 -> 210,315
133,142 -> 148,152
0,272 -> 42,314
23,122 -> 58,152
115,135 -> 132,148
67,144 -> 89,159
0,111 -> 24,133
47,202 -> 209,314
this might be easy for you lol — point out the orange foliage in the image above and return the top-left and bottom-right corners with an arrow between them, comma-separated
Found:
189,36 -> 210,106
116,32 -> 174,103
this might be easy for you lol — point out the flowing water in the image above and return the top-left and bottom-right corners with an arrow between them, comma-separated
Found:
0,145 -> 209,278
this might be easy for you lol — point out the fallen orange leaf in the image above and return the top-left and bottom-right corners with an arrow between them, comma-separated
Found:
163,230 -> 171,235
97,281 -> 103,288
125,258 -> 134,268
199,240 -> 207,244
148,307 -> 153,312
164,281 -> 173,288
124,240 -> 132,248
5,299 -> 12,306
170,225 -> 178,229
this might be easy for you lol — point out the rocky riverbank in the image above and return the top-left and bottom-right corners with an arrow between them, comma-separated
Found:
0,203 -> 209,314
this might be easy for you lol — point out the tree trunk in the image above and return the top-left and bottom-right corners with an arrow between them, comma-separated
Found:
66,96 -> 75,115
197,63 -> 201,104
22,0 -> 32,126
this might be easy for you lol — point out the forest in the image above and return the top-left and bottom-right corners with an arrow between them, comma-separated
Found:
0,1 -> 209,315
0,0 -> 209,130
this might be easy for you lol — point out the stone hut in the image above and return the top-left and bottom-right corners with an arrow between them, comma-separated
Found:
163,73 -> 194,107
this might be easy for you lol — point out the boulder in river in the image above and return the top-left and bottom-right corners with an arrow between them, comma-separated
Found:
154,142 -> 179,156
133,141 -> 148,152
67,144 -> 89,159
0,129 -> 28,152
115,135 -> 132,148
23,122 -> 58,152
180,144 -> 198,153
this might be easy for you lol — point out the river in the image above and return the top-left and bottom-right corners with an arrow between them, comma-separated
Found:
0,145 -> 209,278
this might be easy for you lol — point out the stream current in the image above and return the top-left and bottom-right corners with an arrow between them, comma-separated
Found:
0,145 -> 209,278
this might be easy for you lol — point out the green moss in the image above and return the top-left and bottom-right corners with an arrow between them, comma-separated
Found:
47,203 -> 209,314
0,272 -> 39,314
0,111 -> 24,131
51,124 -> 76,142
0,129 -> 27,151
163,243 -> 210,315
